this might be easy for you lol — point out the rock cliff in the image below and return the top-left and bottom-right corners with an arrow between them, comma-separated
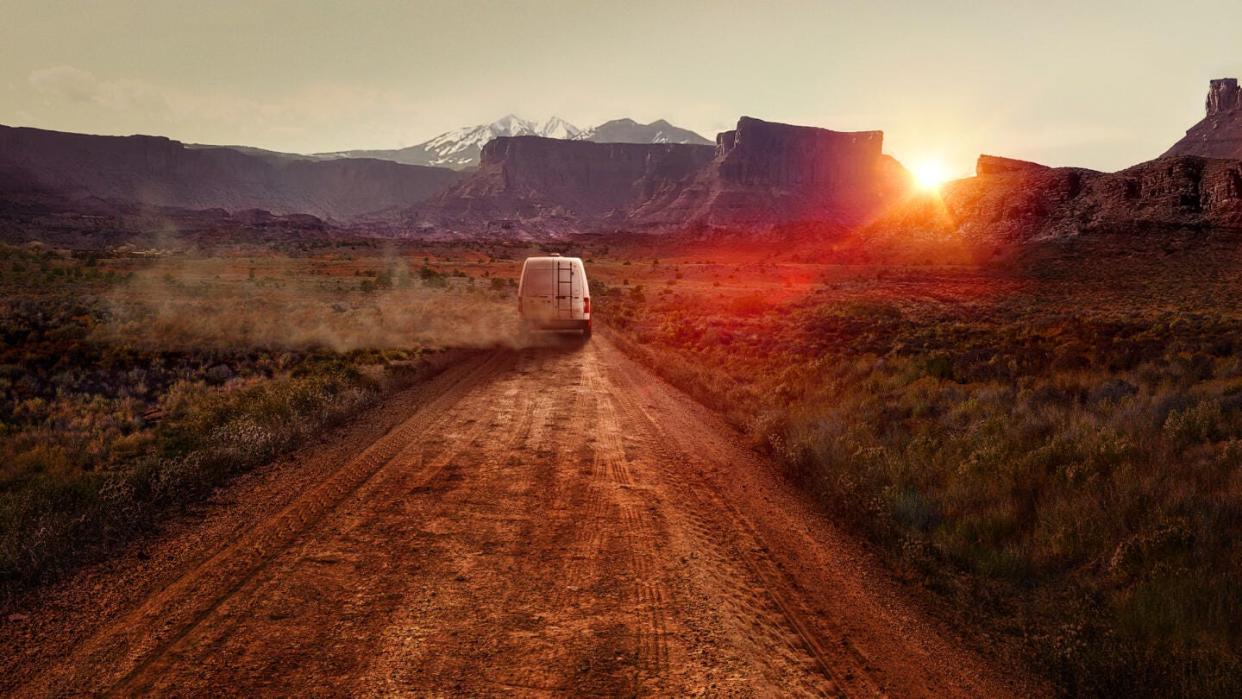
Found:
1206,78 -> 1241,116
420,116 -> 912,233
672,116 -> 912,227
861,153 -> 1242,260
0,125 -> 463,220
975,154 -> 1050,176
1164,78 -> 1242,159
417,136 -> 716,232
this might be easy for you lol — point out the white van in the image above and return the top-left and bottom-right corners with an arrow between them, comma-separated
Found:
517,254 -> 592,338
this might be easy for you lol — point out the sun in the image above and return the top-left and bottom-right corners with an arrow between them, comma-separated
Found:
912,159 -> 950,191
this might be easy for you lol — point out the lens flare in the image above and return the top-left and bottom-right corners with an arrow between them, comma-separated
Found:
912,160 -> 949,190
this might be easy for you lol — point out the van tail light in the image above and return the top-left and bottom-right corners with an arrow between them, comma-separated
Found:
583,297 -> 590,315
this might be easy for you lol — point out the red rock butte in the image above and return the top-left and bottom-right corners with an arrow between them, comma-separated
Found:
1165,77 -> 1242,159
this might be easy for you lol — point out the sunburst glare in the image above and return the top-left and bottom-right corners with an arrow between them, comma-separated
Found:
912,159 -> 950,190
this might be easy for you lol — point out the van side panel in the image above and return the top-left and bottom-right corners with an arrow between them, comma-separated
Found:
516,259 -> 530,298
575,260 -> 590,306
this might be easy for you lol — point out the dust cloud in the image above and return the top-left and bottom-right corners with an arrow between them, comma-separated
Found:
93,255 -> 525,352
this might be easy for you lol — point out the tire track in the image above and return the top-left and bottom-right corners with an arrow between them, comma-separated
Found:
7,335 -> 1037,697
14,350 -> 510,698
113,361 -> 510,695
347,358 -> 542,695
582,356 -> 674,691
598,338 -> 878,697
480,347 -> 618,695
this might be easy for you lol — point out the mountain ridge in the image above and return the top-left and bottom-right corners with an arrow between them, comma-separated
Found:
411,116 -> 912,235
0,124 -> 463,221
311,115 -> 712,169
313,115 -> 582,169
575,118 -> 713,146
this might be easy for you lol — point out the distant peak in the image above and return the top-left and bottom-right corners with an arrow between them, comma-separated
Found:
535,116 -> 581,139
490,114 -> 530,129
575,117 -> 712,145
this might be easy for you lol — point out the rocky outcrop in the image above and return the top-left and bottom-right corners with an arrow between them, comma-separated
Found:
693,117 -> 911,227
419,116 -> 912,234
1164,78 -> 1242,159
0,125 -> 463,220
976,154 -> 1050,176
963,155 -> 1242,236
0,167 -> 339,248
1206,78 -> 1241,116
414,136 -> 716,232
716,117 -> 884,185
628,117 -> 910,229
862,154 -> 1242,259
862,77 -> 1242,258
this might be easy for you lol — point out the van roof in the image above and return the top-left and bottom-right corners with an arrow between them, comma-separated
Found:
524,256 -> 583,264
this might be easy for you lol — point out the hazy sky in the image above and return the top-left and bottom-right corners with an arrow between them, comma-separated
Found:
2,0 -> 1240,176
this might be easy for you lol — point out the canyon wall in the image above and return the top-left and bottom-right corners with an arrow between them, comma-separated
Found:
416,137 -> 716,231
0,125 -> 463,220
863,153 -> 1242,260
678,116 -> 911,227
420,117 -> 912,233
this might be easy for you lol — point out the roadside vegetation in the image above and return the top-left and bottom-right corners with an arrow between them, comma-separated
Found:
9,230 -> 1241,694
600,238 -> 1242,697
0,242 -> 517,600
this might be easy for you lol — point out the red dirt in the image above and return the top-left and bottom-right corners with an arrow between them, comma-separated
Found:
0,337 -> 1044,696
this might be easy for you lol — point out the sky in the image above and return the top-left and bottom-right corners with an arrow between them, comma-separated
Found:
2,0 -> 1241,177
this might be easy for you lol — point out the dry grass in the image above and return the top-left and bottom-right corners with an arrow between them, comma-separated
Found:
0,242 -> 518,599
600,237 -> 1242,696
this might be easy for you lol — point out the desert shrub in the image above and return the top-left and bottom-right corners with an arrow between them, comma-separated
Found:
419,265 -> 448,288
0,360 -> 380,593
922,354 -> 955,381
604,262 -> 1242,696
0,250 -> 493,599
1163,399 -> 1223,449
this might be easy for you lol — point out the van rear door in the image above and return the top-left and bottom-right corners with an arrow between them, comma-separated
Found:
520,258 -> 584,322
553,258 -> 584,320
520,260 -> 555,321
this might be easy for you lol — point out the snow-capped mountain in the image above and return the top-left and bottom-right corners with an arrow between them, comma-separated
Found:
575,118 -> 713,146
313,115 -> 582,170
311,115 -> 711,170
536,116 -> 581,141
414,115 -> 583,168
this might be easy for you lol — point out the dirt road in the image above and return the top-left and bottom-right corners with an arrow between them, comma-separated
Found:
1,336 -> 1040,697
